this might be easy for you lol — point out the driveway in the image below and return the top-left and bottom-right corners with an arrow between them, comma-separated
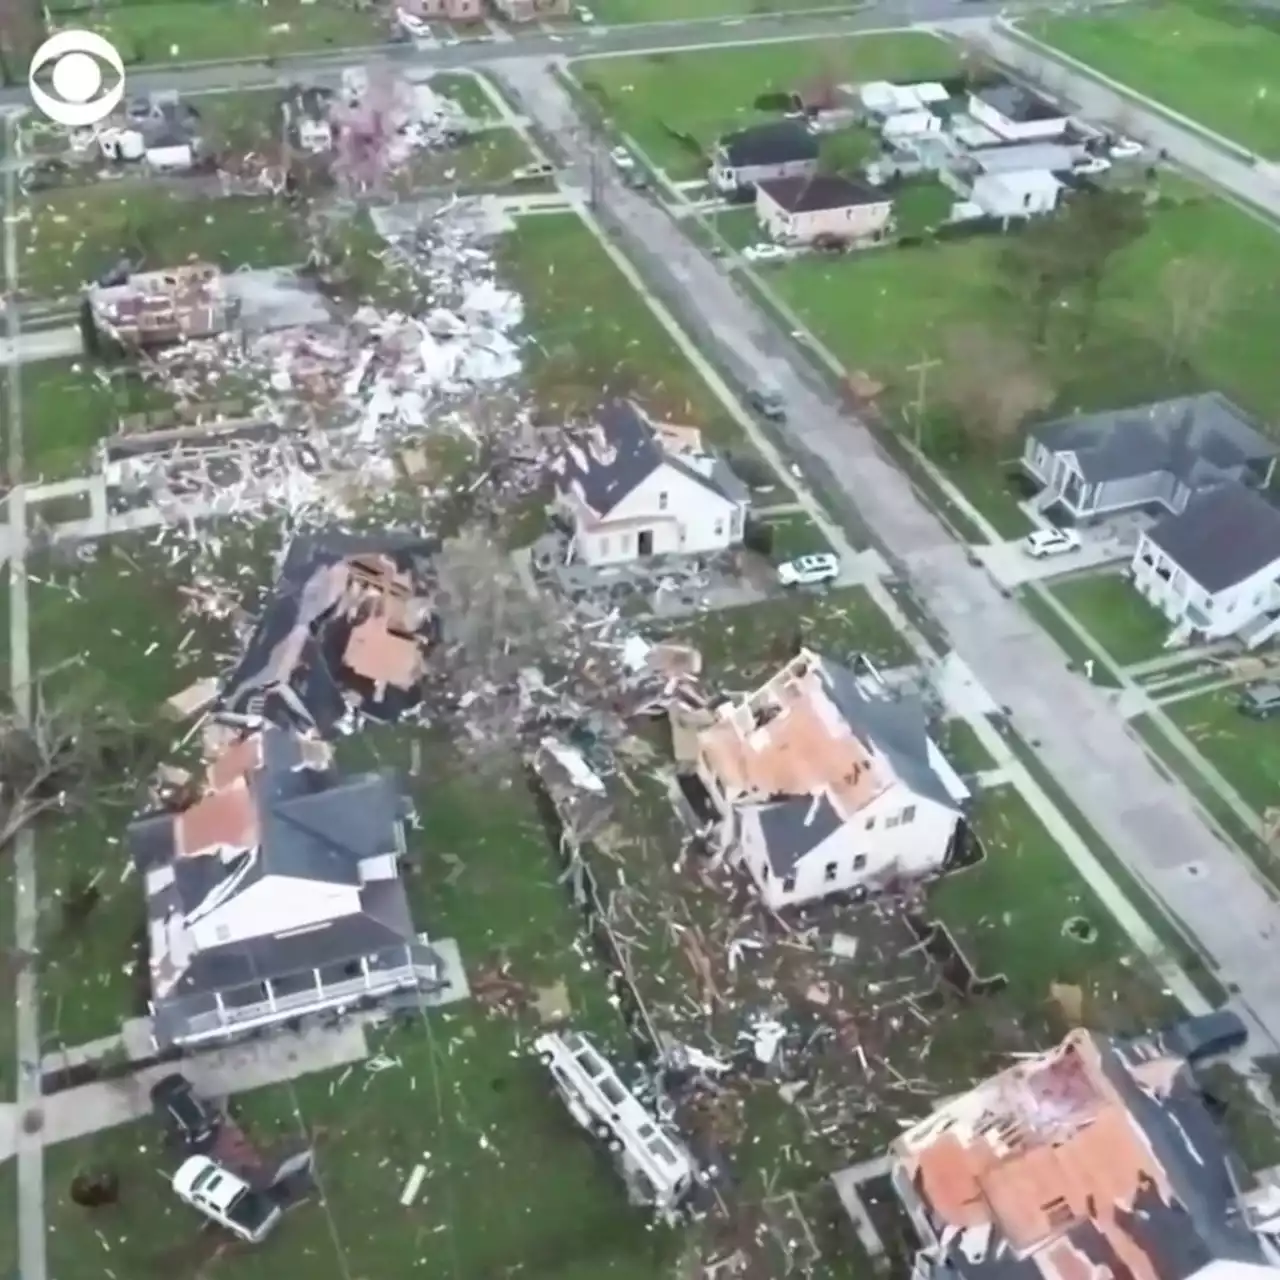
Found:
975,526 -> 1138,590
499,59 -> 1280,1049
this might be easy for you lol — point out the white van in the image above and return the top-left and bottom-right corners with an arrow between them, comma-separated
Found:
172,1156 -> 282,1244
534,1030 -> 696,1216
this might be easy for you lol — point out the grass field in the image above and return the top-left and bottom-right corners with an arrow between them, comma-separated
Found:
1166,687 -> 1280,818
1029,5 -> 1280,158
396,127 -> 533,190
78,0 -> 386,65
573,32 -> 957,178
767,190 -> 1280,526
1049,572 -> 1171,667
19,182 -> 305,298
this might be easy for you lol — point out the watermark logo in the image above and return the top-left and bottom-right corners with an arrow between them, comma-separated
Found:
28,30 -> 125,128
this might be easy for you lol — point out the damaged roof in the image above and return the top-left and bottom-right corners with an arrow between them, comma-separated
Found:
699,651 -> 958,870
893,1028 -> 1270,1280
131,726 -> 427,1050
548,399 -> 746,518
219,530 -> 437,736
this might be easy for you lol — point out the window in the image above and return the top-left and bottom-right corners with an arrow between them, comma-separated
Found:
599,537 -> 610,556
853,854 -> 867,871
658,491 -> 669,510
865,816 -> 875,831
215,924 -> 231,942
714,519 -> 725,538
900,805 -> 916,825
824,861 -> 838,882
781,875 -> 796,894
599,1078 -> 626,1107
619,534 -> 631,554
886,814 -> 900,829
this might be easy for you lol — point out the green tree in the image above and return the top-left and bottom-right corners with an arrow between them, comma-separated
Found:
817,128 -> 876,177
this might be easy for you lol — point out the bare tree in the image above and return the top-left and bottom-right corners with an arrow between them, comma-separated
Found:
0,675 -> 162,852
936,326 -> 1053,453
1159,257 -> 1234,368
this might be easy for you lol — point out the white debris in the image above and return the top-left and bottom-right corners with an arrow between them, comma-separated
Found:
751,1017 -> 787,1065
400,1163 -> 428,1206
541,738 -> 606,794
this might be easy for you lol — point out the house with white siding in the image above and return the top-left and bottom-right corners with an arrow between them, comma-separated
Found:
967,84 -> 1067,142
548,400 -> 750,567
756,174 -> 893,245
694,650 -> 969,909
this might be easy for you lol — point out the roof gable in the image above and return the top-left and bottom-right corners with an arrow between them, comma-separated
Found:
1147,483 -> 1280,592
719,120 -> 818,168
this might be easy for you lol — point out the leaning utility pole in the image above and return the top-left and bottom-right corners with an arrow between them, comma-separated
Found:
905,355 -> 941,448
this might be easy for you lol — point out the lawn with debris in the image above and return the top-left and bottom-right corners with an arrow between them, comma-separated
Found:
18,181 -> 306,299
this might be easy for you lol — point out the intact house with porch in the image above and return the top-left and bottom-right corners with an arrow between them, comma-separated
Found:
692,649 -> 969,910
547,399 -> 750,567
755,174 -> 893,245
1132,483 -> 1280,649
1021,392 -> 1278,522
710,120 -> 819,194
890,1027 -> 1280,1280
129,726 -> 443,1051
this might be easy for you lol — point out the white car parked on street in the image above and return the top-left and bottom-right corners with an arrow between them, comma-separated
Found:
777,553 -> 841,586
1022,528 -> 1083,559
609,146 -> 636,171
1109,136 -> 1143,159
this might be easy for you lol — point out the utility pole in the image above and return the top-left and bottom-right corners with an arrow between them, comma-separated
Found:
905,355 -> 941,449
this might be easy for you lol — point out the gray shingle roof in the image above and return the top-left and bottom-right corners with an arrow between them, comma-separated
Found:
757,173 -> 887,213
718,120 -> 818,168
1147,483 -> 1280,592
1029,392 -> 1276,488
755,794 -> 843,875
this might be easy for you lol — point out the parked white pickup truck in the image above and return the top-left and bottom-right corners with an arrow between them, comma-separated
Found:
172,1156 -> 282,1244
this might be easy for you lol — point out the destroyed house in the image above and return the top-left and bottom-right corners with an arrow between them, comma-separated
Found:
89,262 -> 229,348
219,533 -> 437,736
548,399 -> 749,566
891,1028 -> 1280,1280
130,726 -> 442,1051
695,650 -> 969,908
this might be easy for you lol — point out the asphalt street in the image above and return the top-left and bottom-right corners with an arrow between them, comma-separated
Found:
496,52 -> 1280,1049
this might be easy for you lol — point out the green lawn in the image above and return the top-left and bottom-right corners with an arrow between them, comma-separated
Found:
703,206 -> 762,251
1049,572 -> 1171,667
573,33 -> 957,178
432,72 -> 502,122
1030,5 -> 1280,158
80,0 -> 386,65
395,127 -> 533,189
763,511 -> 834,560
934,716 -> 995,774
20,359 -> 177,484
768,191 -> 1280,524
929,785 -> 1180,1031
1166,687 -> 1280,817
20,182 -> 306,298
1019,587 -> 1123,687
498,212 -> 744,444
655,586 -> 914,680
189,86 -> 286,153
893,179 -> 954,237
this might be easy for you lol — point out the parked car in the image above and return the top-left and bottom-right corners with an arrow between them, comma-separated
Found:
576,4 -> 596,19
1238,681 -> 1280,719
150,1073 -> 219,1153
1022,528 -> 1082,559
1074,155 -> 1112,176
172,1156 -> 282,1244
512,161 -> 556,181
778,553 -> 841,588
1157,1009 -> 1248,1064
609,145 -> 636,172
743,243 -> 787,263
747,385 -> 786,422
1109,136 -> 1143,160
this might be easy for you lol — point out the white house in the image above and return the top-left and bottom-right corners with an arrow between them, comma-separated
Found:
756,174 -> 893,245
1131,483 -> 1280,649
694,650 -> 969,910
967,84 -> 1067,142
970,168 -> 1061,218
548,400 -> 750,567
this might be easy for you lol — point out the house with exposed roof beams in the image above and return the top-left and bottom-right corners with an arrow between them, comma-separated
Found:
1021,392 -> 1278,521
694,650 -> 969,909
755,174 -> 893,245
129,726 -> 442,1051
891,1027 -> 1280,1280
1132,484 -> 1280,650
547,399 -> 750,567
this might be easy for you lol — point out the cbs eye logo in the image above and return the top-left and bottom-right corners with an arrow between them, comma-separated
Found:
28,30 -> 126,128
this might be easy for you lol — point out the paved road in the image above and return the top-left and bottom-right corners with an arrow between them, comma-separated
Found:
497,57 -> 1280,1049
0,0 -> 1025,107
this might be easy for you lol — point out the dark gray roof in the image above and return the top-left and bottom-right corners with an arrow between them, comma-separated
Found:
974,83 -> 1063,125
1147,483 -> 1280,592
718,120 -> 818,168
1029,392 -> 1277,488
551,399 -> 746,516
917,1032 -> 1266,1280
817,657 -> 958,812
757,174 -> 887,213
755,794 -> 843,875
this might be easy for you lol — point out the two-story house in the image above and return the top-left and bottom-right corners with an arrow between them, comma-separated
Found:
547,399 -> 750,567
694,649 -> 969,909
710,121 -> 819,194
755,174 -> 893,245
